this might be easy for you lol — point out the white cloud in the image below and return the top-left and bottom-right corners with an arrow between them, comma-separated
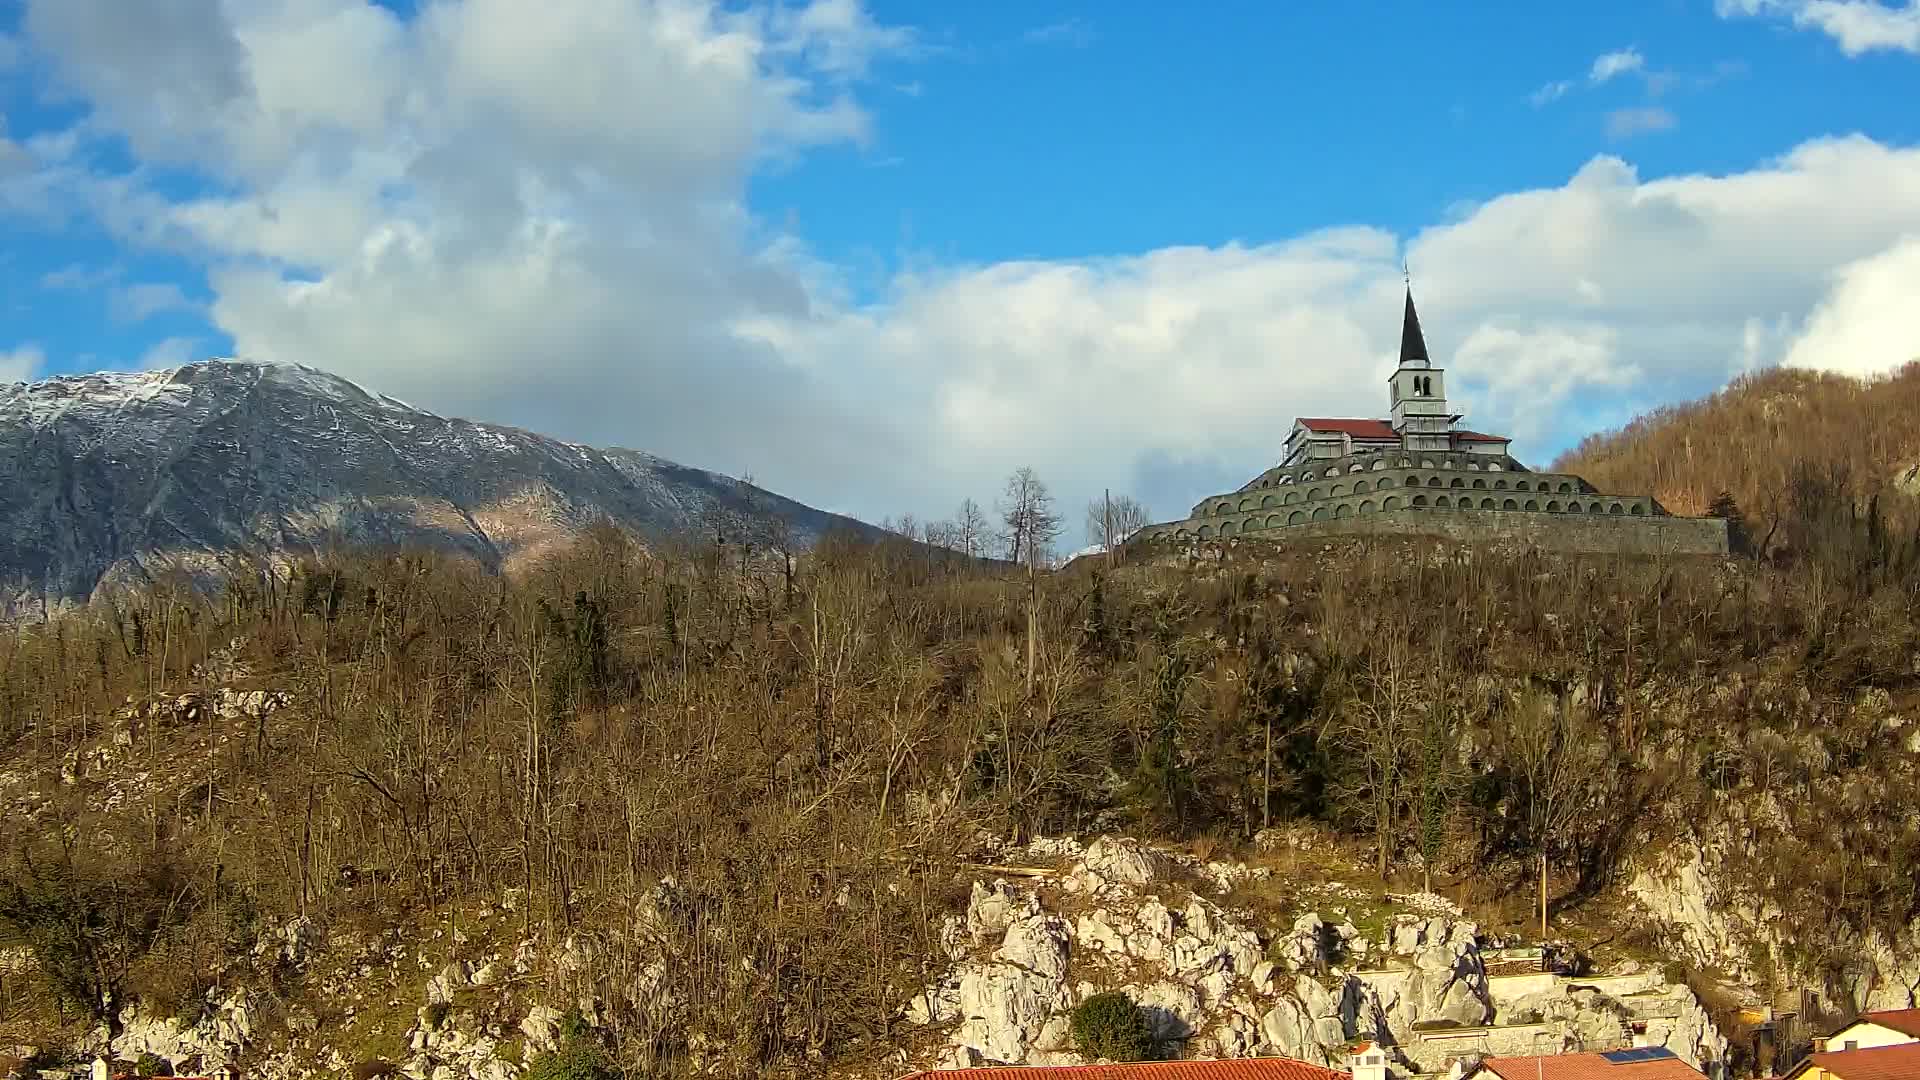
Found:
1783,235 -> 1920,373
112,282 -> 199,323
139,336 -> 203,370
0,344 -> 45,384
41,263 -> 122,290
1020,19 -> 1095,48
1590,47 -> 1646,82
1529,80 -> 1573,106
13,3 -> 1920,539
0,115 -> 29,177
1606,106 -> 1678,138
1532,46 -> 1656,107
1717,0 -> 1920,56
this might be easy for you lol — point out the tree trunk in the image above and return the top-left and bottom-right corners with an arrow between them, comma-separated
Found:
1025,558 -> 1037,699
1261,715 -> 1271,832
1539,851 -> 1549,939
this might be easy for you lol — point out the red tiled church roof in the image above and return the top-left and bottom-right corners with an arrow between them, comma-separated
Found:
1480,1052 -> 1706,1080
899,1058 -> 1347,1080
1294,418 -> 1510,444
1796,1042 -> 1920,1080
1296,418 -> 1398,439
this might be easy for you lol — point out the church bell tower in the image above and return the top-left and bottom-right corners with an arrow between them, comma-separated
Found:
1388,285 -> 1455,453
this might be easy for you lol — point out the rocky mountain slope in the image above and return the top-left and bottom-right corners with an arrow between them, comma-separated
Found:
0,359 -> 875,610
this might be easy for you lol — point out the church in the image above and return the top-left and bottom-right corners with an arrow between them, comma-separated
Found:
1126,289 -> 1730,556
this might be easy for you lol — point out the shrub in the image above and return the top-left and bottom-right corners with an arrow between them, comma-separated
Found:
135,1053 -> 173,1078
1070,991 -> 1153,1063
524,1035 -> 614,1080
423,1001 -> 451,1030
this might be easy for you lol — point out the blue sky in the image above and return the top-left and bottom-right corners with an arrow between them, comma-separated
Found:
765,3 -> 1914,272
3,0 -> 1920,535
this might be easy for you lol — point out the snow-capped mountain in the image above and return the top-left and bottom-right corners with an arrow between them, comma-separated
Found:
0,359 -> 877,609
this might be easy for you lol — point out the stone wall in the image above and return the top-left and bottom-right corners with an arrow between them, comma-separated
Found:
1269,507 -> 1727,556
1157,507 -> 1730,557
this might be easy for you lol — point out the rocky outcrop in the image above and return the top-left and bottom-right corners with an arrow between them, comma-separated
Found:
111,989 -> 262,1071
906,835 -> 1734,1076
1630,836 -> 1920,1013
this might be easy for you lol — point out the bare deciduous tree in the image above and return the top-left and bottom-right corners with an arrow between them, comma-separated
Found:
1000,467 -> 1061,696
1085,493 -> 1151,562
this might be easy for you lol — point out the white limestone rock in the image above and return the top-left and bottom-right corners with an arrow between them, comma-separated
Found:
1066,837 -> 1161,894
1072,911 -> 1127,956
519,1006 -> 563,1055
996,915 -> 1070,981
952,965 -> 1066,1064
967,881 -> 1041,945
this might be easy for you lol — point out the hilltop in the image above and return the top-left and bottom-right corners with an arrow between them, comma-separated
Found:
0,360 -> 878,613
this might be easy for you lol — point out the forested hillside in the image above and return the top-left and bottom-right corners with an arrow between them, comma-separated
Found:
2,456 -> 1919,1075
1555,362 -> 1920,527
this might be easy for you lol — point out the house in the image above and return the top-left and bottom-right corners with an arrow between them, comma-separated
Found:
1815,1009 -> 1920,1052
1782,1041 -> 1920,1080
1466,1047 -> 1709,1080
896,1056 -> 1349,1080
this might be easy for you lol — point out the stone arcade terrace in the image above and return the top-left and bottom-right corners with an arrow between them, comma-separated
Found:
1128,290 -> 1729,557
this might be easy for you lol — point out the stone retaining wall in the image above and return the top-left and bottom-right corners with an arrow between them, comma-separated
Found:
1146,507 -> 1730,557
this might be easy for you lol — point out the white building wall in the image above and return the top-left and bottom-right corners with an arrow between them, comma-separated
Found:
1824,1020 -> 1917,1051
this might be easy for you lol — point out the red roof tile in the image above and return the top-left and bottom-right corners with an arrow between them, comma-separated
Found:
900,1058 -> 1347,1080
1849,1008 -> 1920,1038
1480,1052 -> 1707,1080
1799,1042 -> 1920,1080
1296,418 -> 1398,439
1457,430 -> 1510,443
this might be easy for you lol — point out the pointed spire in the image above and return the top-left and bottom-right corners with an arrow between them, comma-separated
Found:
1399,282 -> 1430,366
